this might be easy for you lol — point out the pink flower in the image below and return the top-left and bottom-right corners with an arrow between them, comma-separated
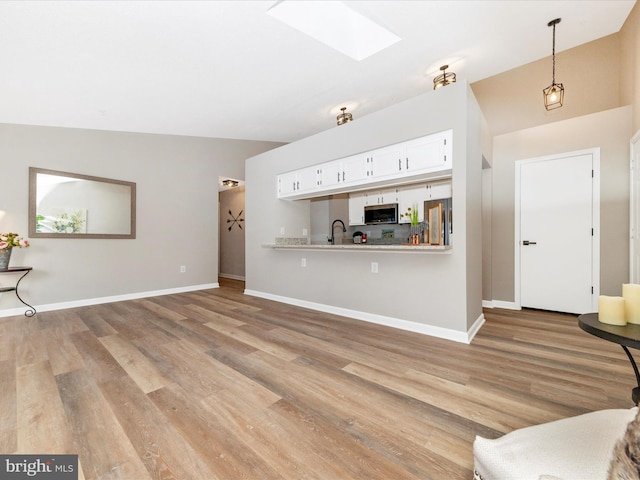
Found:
0,242 -> 8,249
18,239 -> 29,247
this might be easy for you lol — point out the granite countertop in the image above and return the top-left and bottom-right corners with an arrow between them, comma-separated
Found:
265,237 -> 452,252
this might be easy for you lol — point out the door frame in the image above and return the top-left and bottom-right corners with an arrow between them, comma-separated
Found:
514,148 -> 600,311
630,130 -> 640,283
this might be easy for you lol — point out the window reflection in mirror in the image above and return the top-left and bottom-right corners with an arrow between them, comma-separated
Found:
29,167 -> 136,239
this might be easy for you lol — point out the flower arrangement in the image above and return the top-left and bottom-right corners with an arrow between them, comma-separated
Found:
0,232 -> 29,250
401,203 -> 420,226
53,211 -> 85,234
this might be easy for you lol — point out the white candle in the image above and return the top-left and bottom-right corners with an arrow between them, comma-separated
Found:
598,295 -> 627,325
623,283 -> 640,324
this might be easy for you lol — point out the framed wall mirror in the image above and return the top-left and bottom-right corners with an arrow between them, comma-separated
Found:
29,167 -> 136,239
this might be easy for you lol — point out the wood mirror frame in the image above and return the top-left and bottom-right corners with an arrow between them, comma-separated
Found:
28,167 -> 136,239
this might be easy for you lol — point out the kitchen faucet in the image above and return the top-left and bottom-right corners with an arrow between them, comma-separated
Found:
330,219 -> 346,245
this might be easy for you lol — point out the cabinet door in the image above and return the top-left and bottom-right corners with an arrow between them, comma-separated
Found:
295,166 -> 320,195
348,192 -> 367,226
399,184 -> 427,223
277,167 -> 320,198
277,171 -> 299,197
319,160 -> 343,189
369,144 -> 404,180
404,130 -> 452,173
379,188 -> 399,204
427,180 -> 452,200
342,154 -> 370,185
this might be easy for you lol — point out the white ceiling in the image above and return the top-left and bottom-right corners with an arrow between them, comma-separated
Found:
0,0 -> 635,143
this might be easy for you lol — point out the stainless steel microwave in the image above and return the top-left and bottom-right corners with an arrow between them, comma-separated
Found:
364,203 -> 398,225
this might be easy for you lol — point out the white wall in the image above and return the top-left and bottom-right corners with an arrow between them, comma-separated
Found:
0,123 -> 280,314
245,82 -> 486,340
490,106 -> 632,304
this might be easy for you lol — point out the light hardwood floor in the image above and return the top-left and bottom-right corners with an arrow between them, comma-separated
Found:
1,280 -> 636,479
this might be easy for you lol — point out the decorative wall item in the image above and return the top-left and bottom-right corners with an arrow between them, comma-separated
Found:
227,209 -> 244,231
29,167 -> 136,239
428,204 -> 443,245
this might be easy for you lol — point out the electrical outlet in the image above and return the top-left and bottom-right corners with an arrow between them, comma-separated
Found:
371,262 -> 378,273
302,228 -> 308,236
301,258 -> 306,267
180,265 -> 186,273
280,226 -> 285,235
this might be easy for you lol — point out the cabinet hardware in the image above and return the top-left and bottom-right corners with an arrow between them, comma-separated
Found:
398,158 -> 402,171
522,240 -> 537,245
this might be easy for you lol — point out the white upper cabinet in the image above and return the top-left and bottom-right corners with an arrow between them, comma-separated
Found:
342,153 -> 371,185
277,166 -> 319,197
369,144 -> 404,180
404,130 -> 452,174
317,160 -> 343,189
426,179 -> 453,200
277,129 -> 452,199
372,188 -> 400,205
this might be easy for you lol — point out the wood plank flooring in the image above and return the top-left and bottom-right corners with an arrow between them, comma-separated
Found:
1,278 -> 636,479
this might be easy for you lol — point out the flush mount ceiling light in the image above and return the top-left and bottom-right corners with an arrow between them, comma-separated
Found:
267,1 -> 400,61
543,18 -> 564,111
221,179 -> 239,188
433,65 -> 456,90
336,107 -> 353,125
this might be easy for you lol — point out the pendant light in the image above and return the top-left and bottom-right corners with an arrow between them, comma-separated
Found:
433,65 -> 456,90
543,18 -> 564,111
336,107 -> 353,125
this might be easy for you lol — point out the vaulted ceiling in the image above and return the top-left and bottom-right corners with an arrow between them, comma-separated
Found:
0,1 -> 635,143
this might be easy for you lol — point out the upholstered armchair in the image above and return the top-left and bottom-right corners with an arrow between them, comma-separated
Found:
473,407 -> 638,480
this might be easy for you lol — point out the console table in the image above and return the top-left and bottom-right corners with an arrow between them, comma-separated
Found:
578,312 -> 640,404
0,267 -> 36,317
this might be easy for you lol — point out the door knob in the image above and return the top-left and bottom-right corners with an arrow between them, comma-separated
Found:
522,240 -> 537,246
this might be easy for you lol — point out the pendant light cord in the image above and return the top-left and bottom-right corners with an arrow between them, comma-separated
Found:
552,21 -> 556,84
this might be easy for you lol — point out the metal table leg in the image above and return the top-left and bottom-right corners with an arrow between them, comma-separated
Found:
15,270 -> 36,317
621,345 -> 640,405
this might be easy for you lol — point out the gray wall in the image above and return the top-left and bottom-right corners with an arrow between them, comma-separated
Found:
0,123 -> 279,312
219,186 -> 246,280
245,82 -> 486,336
490,106 -> 632,303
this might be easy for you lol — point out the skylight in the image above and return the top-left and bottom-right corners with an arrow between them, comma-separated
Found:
267,1 -> 400,61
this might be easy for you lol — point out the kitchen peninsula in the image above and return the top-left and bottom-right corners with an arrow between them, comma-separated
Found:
245,81 -> 488,344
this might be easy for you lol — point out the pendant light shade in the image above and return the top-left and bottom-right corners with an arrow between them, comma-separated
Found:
433,65 -> 456,90
337,107 -> 353,125
543,18 -> 564,111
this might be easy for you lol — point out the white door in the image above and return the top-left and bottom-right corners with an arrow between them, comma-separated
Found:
631,131 -> 640,282
517,151 -> 598,314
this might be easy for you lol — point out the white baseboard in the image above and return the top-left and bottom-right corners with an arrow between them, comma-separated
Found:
491,300 -> 521,310
483,299 -> 521,310
218,273 -> 246,281
0,283 -> 219,318
245,289 -> 483,344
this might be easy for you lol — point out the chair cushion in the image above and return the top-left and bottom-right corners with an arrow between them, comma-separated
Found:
473,408 -> 638,480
